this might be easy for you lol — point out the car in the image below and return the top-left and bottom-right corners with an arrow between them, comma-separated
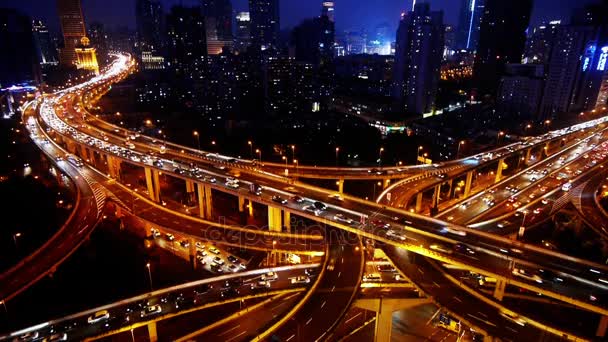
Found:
454,243 -> 476,255
220,288 -> 240,298
362,273 -> 382,281
55,156 -> 64,162
371,220 -> 390,229
228,264 -> 239,272
212,256 -> 225,265
313,201 -> 327,211
499,310 -> 526,326
18,332 -> 39,341
180,240 -> 190,248
261,272 -> 278,281
303,205 -> 322,216
429,244 -> 453,254
251,280 -> 271,290
140,304 -> 162,318
48,333 -> 68,341
290,276 -> 311,284
329,193 -> 343,201
204,176 -> 217,183
227,255 -> 239,263
512,268 -> 543,283
292,196 -> 304,203
224,278 -> 243,288
209,247 -> 220,254
440,227 -> 466,236
88,310 -> 110,324
334,213 -> 354,224
194,284 -> 212,295
150,228 -> 161,238
165,233 -> 175,241
272,195 -> 288,205
225,181 -> 239,189
195,241 -> 204,249
250,183 -> 263,195
386,230 -> 406,241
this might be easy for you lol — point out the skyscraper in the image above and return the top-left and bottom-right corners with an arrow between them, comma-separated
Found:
202,0 -> 233,54
248,0 -> 280,51
32,20 -> 57,66
235,12 -> 251,52
523,21 -> 561,65
135,0 -> 164,55
321,2 -> 335,23
0,8 -> 40,86
456,0 -> 484,51
57,0 -> 87,68
166,6 -> 207,77
473,0 -> 532,94
392,3 -> 445,116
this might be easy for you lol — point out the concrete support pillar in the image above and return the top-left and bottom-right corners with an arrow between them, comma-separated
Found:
493,279 -> 506,301
189,237 -> 197,270
447,179 -> 454,199
247,199 -> 254,217
185,180 -> 195,204
596,315 -> 608,337
383,178 -> 390,189
374,304 -> 393,342
284,211 -> 291,232
544,142 -> 550,157
268,206 -> 282,232
495,158 -> 505,183
107,155 -> 122,181
144,167 -> 160,202
238,196 -> 245,213
524,148 -> 532,165
148,321 -> 158,342
463,171 -> 473,198
431,184 -> 441,208
415,192 -> 423,213
196,183 -> 213,219
337,178 -> 344,194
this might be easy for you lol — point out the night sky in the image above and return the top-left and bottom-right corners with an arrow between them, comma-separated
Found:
4,0 -> 602,37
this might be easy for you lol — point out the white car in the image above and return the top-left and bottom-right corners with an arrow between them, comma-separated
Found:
140,304 -> 162,318
261,272 -> 278,281
88,310 -> 110,324
290,276 -> 311,284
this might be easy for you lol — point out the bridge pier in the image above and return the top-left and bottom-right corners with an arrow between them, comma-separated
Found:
337,178 -> 344,194
415,192 -> 423,213
196,183 -> 213,219
189,237 -> 197,270
185,180 -> 195,205
597,315 -> 608,337
268,206 -> 282,232
383,178 -> 390,189
431,184 -> 441,208
148,321 -> 158,342
463,171 -> 473,198
107,155 -> 122,180
495,158 -> 505,183
493,279 -> 506,301
144,167 -> 161,202
354,297 -> 432,342
524,147 -> 532,165
284,211 -> 291,232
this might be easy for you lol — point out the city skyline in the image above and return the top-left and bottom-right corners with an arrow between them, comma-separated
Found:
4,0 -> 602,36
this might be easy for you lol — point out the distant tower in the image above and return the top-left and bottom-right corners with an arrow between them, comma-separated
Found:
75,36 -> 99,74
456,0 -> 485,51
322,2 -> 335,23
202,0 -> 234,55
57,0 -> 87,68
32,20 -> 57,66
392,3 -> 445,116
235,12 -> 251,52
248,0 -> 280,51
135,0 -> 164,55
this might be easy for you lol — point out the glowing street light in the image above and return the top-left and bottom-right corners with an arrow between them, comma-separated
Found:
256,148 -> 261,162
192,131 -> 200,149
335,147 -> 340,166
146,262 -> 153,291
456,140 -> 465,158
248,141 -> 253,159
379,147 -> 384,168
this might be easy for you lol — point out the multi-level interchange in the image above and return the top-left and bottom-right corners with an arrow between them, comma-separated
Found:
4,54 -> 608,341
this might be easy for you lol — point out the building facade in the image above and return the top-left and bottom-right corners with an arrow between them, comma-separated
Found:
57,0 -> 87,68
455,0 -> 485,51
248,0 -> 280,51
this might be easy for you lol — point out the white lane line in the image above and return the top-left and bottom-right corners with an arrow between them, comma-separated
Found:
218,325 -> 241,337
224,330 -> 247,342
306,317 -> 313,325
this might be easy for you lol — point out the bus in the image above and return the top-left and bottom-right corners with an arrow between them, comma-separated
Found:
66,154 -> 84,167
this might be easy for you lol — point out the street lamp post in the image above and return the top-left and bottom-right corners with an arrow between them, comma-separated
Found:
248,141 -> 253,159
282,156 -> 287,167
146,262 -> 153,291
456,141 -> 465,159
379,147 -> 384,168
12,233 -> 21,249
293,159 -> 298,173
291,145 -> 295,161
417,146 -> 423,164
497,131 -> 505,145
192,131 -> 200,150
256,149 -> 261,162
335,147 -> 340,166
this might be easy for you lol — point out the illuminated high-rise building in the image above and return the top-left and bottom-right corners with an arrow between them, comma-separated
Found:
321,2 -> 335,23
202,0 -> 233,55
392,3 -> 444,116
135,0 -> 164,55
166,6 -> 207,77
57,0 -> 87,68
75,36 -> 99,74
235,12 -> 251,52
32,20 -> 57,66
456,0 -> 484,51
248,0 -> 280,51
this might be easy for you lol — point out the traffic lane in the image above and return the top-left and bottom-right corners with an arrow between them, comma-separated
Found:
440,128 -> 608,223
382,246 -> 543,341
4,267 -> 313,341
392,303 -> 458,342
578,170 -> 608,235
187,292 -> 302,341
270,229 -> 364,342
466,137 -> 608,225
